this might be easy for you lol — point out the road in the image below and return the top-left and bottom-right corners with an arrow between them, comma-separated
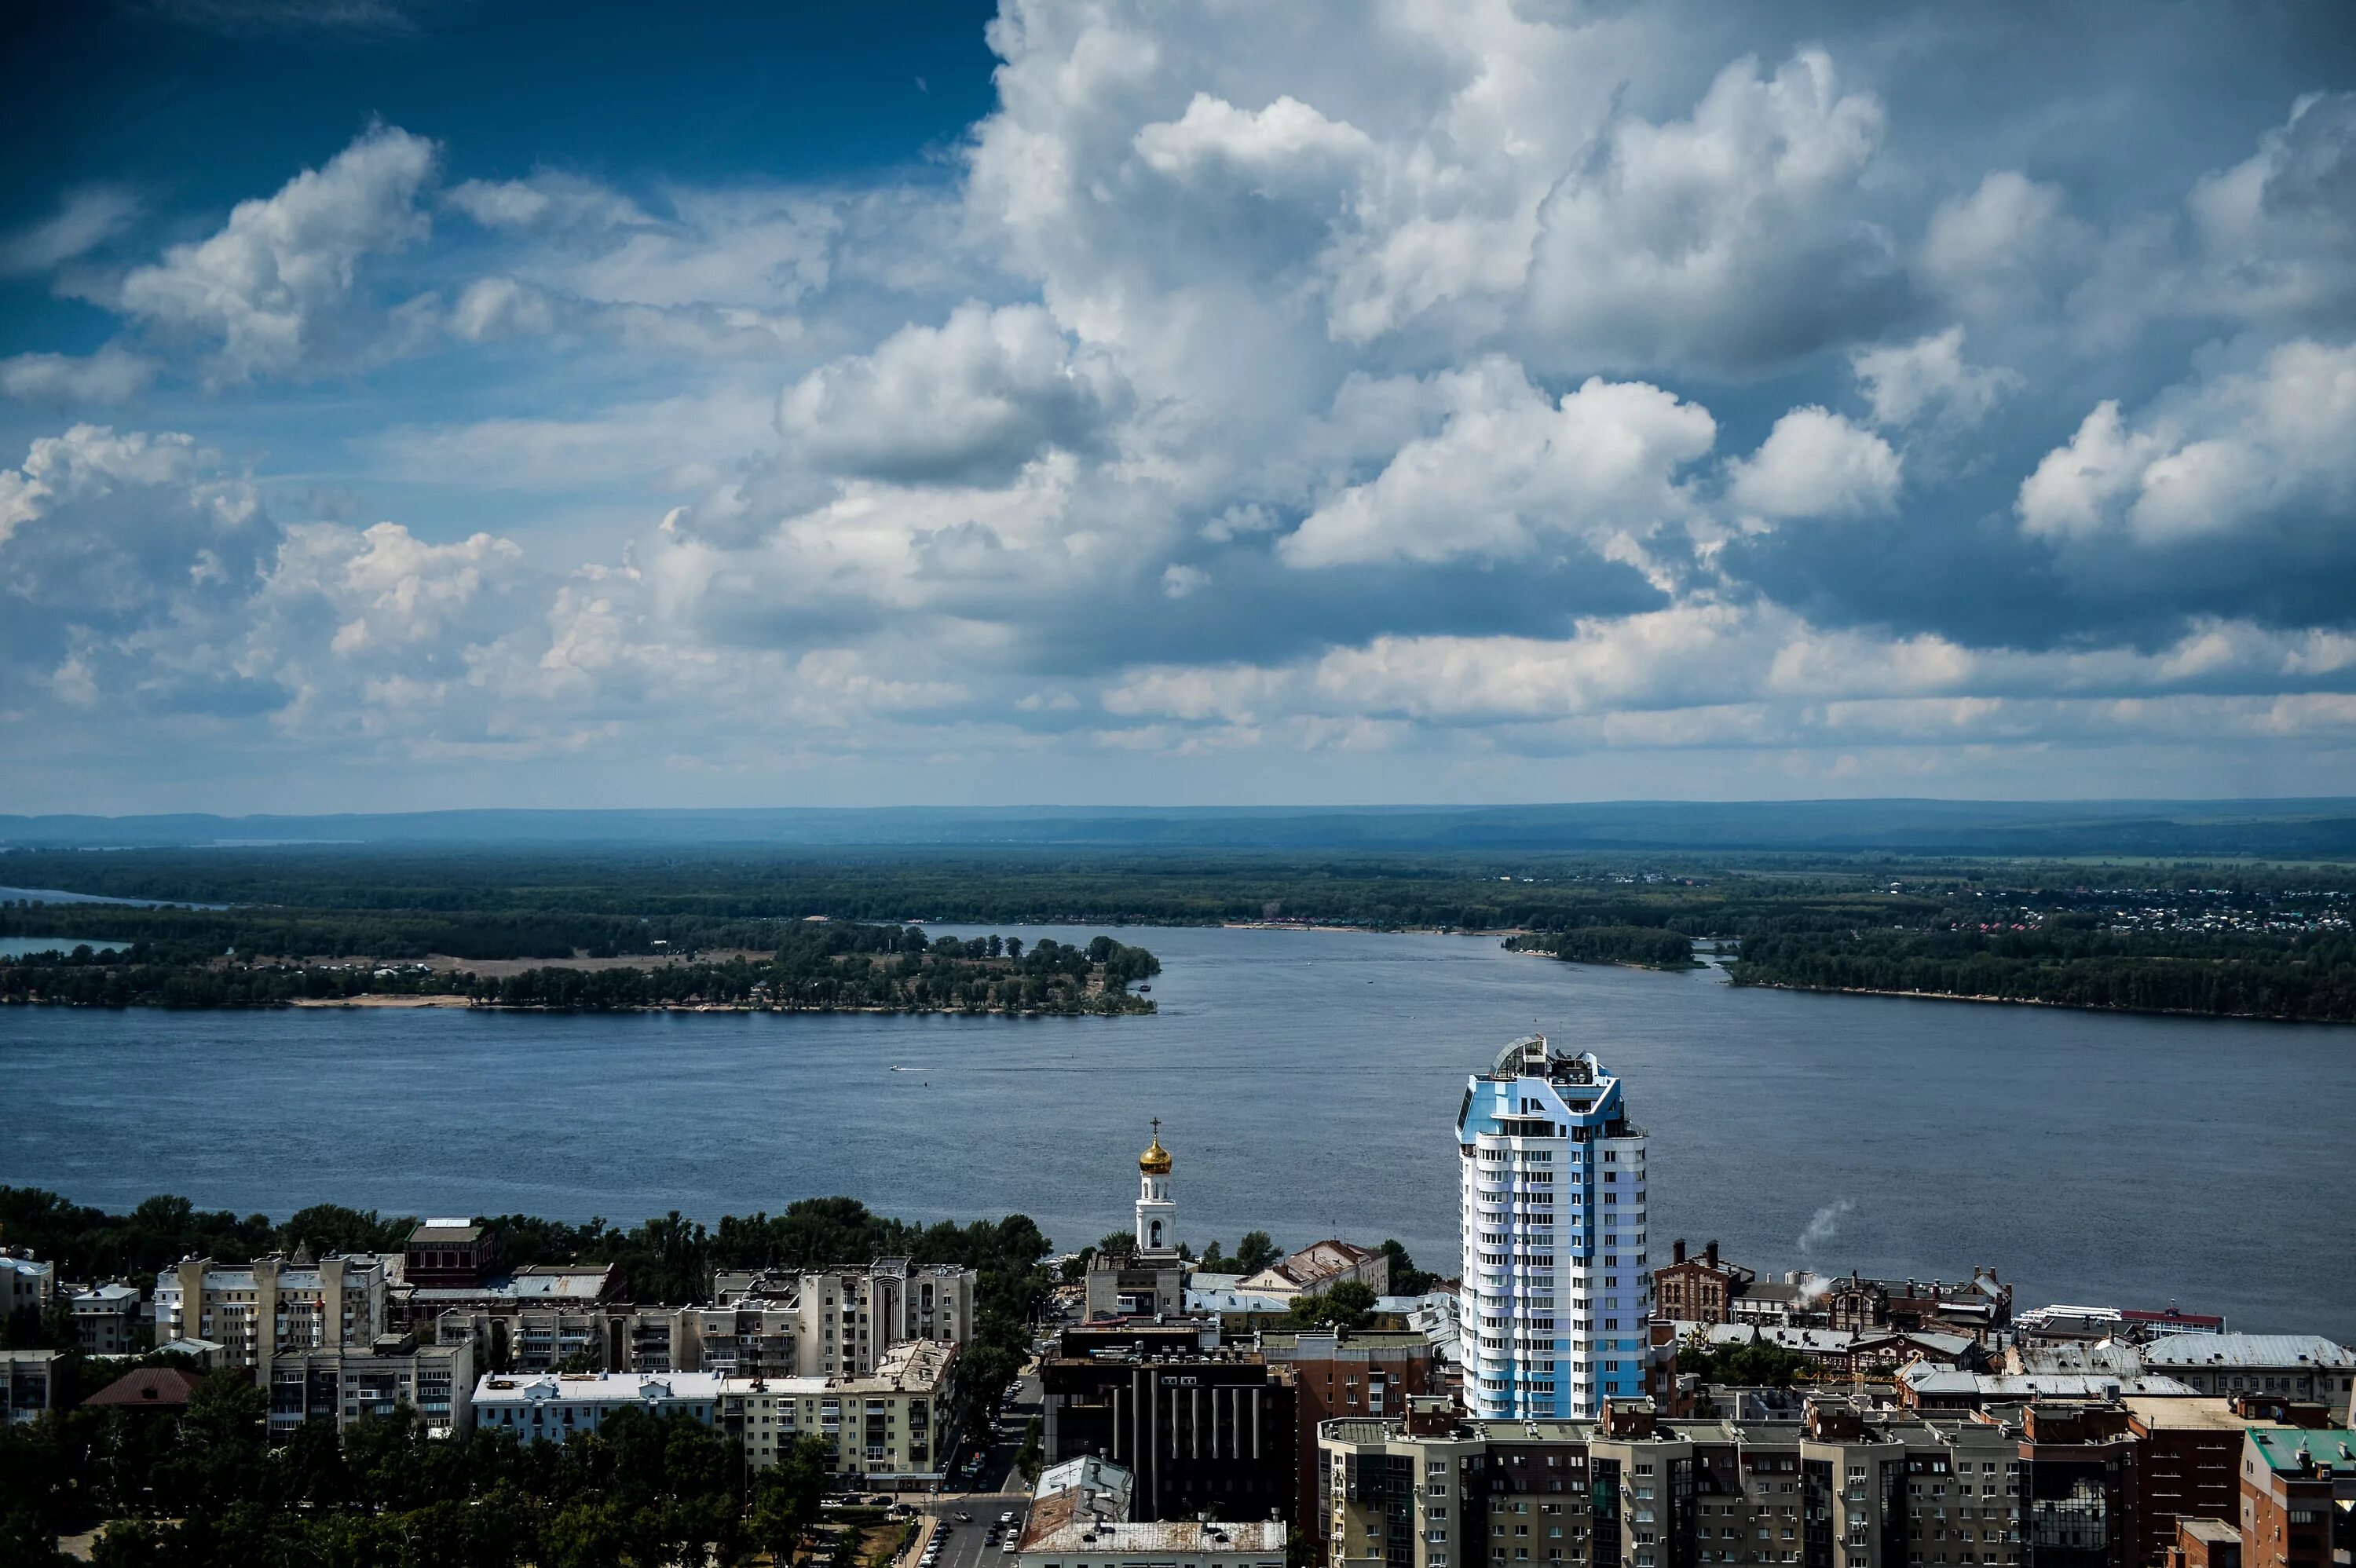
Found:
900,1367 -> 1043,1568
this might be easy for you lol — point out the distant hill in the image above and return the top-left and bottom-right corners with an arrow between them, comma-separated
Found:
6,800 -> 2356,858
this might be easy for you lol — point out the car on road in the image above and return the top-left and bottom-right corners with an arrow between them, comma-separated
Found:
998,1513 -> 1015,1526
956,1512 -> 973,1523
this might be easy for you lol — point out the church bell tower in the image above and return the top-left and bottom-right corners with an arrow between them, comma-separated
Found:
1136,1118 -> 1177,1257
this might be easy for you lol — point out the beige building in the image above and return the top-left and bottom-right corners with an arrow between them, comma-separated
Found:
155,1252 -> 390,1379
720,1337 -> 957,1482
1322,1395 -> 2026,1568
1,1252 -> 56,1321
68,1281 -> 142,1354
268,1332 -> 476,1438
1017,1492 -> 1287,1568
2,1348 -> 64,1425
1241,1240 -> 1392,1301
710,1259 -> 977,1376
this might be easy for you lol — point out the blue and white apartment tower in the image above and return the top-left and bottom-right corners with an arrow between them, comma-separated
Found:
1457,1036 -> 1652,1420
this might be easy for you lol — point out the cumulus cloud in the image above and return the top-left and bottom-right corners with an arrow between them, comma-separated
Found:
780,302 -> 1127,485
1525,50 -> 1898,372
114,125 -> 438,382
1726,408 -> 1901,519
1851,327 -> 2020,428
0,345 -> 159,404
1279,357 -> 1715,568
2185,92 -> 2356,328
2018,339 -> 2356,546
1918,170 -> 2092,320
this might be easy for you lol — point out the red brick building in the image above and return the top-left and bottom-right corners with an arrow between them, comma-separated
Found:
1259,1327 -> 1435,1561
2237,1427 -> 2355,1568
1652,1238 -> 1754,1323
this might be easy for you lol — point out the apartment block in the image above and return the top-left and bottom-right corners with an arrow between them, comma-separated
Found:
67,1281 -> 142,1354
1,1251 -> 56,1321
474,1370 -> 725,1445
2236,1427 -> 2354,1568
268,1332 -> 476,1438
154,1252 -> 390,1379
1264,1329 -> 1441,1553
1,1348 -> 64,1425
719,1337 -> 957,1482
708,1259 -> 978,1376
1458,1037 -> 1653,1420
1319,1395 -> 2030,1568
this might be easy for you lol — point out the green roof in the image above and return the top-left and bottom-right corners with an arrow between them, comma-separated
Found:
2248,1427 -> 2356,1475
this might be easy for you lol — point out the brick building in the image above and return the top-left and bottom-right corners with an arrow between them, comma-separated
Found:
1655,1241 -> 1757,1325
2236,1427 -> 2354,1568
1262,1328 -> 1439,1558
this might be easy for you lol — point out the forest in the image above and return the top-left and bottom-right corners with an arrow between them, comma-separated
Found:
2,842 -> 2351,1021
0,919 -> 1160,1014
1,1187 -> 1054,1566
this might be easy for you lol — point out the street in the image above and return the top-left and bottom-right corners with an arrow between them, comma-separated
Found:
901,1367 -> 1042,1568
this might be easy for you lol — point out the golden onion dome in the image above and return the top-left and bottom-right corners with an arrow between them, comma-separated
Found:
1140,1124 -> 1173,1175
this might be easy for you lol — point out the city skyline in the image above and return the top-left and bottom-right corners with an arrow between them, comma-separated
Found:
5,2 -> 2356,811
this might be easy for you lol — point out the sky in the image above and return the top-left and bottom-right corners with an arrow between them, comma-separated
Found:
4,0 -> 2356,813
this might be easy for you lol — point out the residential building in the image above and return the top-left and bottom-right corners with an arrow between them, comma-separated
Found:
1678,1323 -> 1982,1383
1041,1321 -> 1300,1522
1821,1274 -> 2012,1340
472,1370 -> 725,1445
1,1250 -> 56,1321
1264,1329 -> 1441,1555
67,1281 -> 142,1354
268,1332 -> 476,1438
1016,1489 -> 1288,1568
83,1365 -> 203,1417
2014,1308 -> 2226,1347
2121,1399 -> 2290,1568
1242,1241 -> 1393,1301
1458,1036 -> 1652,1420
153,1252 -> 390,1380
1086,1124 -> 1190,1321
1897,1368 -> 2198,1412
2236,1427 -> 2354,1568
707,1258 -> 977,1376
1655,1243 -> 1757,1326
719,1337 -> 957,1482
1,1348 -> 63,1425
404,1219 -> 498,1289
405,1261 -> 623,1330
1319,1393 -> 2028,1568
2139,1338 -> 2354,1424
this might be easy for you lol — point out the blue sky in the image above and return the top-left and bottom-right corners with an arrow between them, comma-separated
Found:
4,0 -> 2356,813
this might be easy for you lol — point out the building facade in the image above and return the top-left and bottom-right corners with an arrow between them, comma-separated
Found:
1042,1322 -> 1301,1522
1320,1395 -> 2029,1568
1264,1329 -> 1440,1557
155,1253 -> 390,1379
1655,1244 -> 1756,1327
2237,1427 -> 2355,1568
1,1252 -> 56,1322
1087,1126 -> 1190,1321
1458,1038 -> 1652,1420
68,1281 -> 142,1354
718,1338 -> 957,1482
1,1348 -> 63,1425
268,1332 -> 476,1438
2139,1339 -> 2354,1424
473,1371 -> 725,1444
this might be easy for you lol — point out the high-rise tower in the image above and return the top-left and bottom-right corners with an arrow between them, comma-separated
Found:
1456,1036 -> 1650,1419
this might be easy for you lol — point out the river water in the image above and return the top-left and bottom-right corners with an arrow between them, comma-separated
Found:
2,925 -> 2350,1341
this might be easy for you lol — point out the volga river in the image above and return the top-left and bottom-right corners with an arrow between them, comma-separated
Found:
3,925 -> 2351,1341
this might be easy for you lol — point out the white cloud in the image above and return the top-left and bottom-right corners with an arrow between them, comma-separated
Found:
1850,327 -> 2019,428
0,186 -> 142,277
2018,339 -> 2356,545
1279,357 -> 1715,568
2184,91 -> 2356,327
1726,407 -> 1901,519
1917,170 -> 2092,320
0,345 -> 159,404
1525,50 -> 1897,371
780,302 -> 1128,485
115,125 -> 438,382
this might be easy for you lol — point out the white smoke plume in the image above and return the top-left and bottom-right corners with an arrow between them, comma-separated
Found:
1796,1198 -> 1854,1257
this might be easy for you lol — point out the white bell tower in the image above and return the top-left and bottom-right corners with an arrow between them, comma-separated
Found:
1136,1117 -> 1177,1257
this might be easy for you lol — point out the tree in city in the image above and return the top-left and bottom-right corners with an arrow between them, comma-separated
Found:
1285,1280 -> 1377,1331
1379,1240 -> 1438,1296
1233,1232 -> 1281,1274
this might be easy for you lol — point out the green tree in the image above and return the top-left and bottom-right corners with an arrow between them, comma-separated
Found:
1285,1279 -> 1377,1331
1379,1239 -> 1438,1296
1234,1232 -> 1281,1274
